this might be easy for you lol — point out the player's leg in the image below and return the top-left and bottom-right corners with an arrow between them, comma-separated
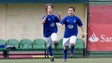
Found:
45,37 -> 54,62
63,38 -> 69,62
51,33 -> 59,51
70,36 -> 77,57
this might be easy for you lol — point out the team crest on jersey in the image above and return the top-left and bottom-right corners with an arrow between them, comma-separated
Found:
50,23 -> 55,27
74,20 -> 76,23
67,20 -> 69,22
67,25 -> 74,29
48,18 -> 50,21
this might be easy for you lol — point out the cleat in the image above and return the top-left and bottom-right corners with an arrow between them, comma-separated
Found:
63,58 -> 67,62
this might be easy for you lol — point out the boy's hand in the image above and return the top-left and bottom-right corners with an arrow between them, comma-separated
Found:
58,23 -> 63,26
82,32 -> 87,38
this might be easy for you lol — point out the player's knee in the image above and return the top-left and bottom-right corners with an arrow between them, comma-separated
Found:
53,40 -> 58,43
70,43 -> 75,47
47,45 -> 52,48
64,46 -> 68,50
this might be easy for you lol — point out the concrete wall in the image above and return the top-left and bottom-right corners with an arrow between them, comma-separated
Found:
0,4 -> 87,40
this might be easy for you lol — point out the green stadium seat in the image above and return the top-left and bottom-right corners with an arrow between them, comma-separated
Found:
0,39 -> 6,49
19,39 -> 32,49
33,39 -> 45,50
6,39 -> 19,48
51,42 -> 55,49
58,39 -> 63,49
75,38 -> 85,49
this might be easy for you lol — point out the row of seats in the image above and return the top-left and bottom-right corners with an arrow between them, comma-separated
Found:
0,38 -> 85,50
0,39 -> 46,49
0,38 -> 85,58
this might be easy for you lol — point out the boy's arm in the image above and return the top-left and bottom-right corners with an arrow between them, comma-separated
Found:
41,15 -> 47,24
80,26 -> 86,38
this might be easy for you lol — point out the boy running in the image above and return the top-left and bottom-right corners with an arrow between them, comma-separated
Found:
60,7 -> 85,62
42,4 -> 61,62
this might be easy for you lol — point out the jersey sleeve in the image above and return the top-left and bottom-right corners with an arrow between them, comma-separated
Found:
60,17 -> 67,25
42,16 -> 45,20
77,17 -> 83,26
55,16 -> 60,23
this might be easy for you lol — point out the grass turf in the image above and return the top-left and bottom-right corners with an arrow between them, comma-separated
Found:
0,58 -> 112,63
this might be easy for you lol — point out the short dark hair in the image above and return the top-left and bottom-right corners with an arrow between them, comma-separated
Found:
46,3 -> 53,9
69,7 -> 75,12
45,4 -> 54,12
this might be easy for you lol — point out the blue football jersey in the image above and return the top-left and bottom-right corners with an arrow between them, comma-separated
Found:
42,14 -> 60,37
61,15 -> 83,38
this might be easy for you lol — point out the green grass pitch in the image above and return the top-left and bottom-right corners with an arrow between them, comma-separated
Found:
0,58 -> 112,63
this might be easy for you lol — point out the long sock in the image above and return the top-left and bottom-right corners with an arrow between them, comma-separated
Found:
64,49 -> 68,59
48,47 -> 53,56
71,46 -> 74,54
